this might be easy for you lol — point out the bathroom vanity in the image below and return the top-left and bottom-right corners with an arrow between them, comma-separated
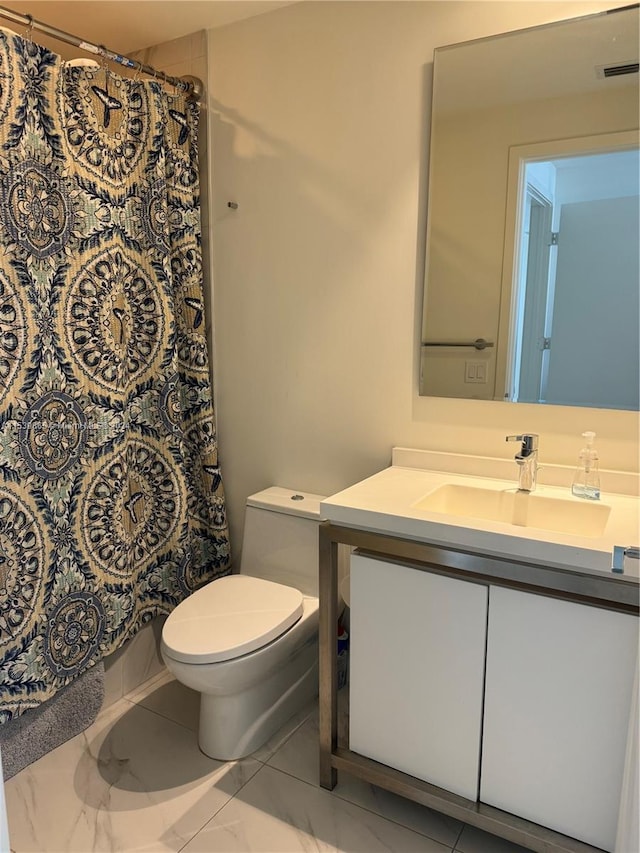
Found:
318,449 -> 639,853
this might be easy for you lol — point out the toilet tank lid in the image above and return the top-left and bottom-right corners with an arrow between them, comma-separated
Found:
246,486 -> 327,519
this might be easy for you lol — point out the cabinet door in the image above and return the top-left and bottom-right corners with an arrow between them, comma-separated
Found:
349,554 -> 488,800
481,586 -> 638,852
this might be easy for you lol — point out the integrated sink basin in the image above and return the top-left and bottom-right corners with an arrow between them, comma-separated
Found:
414,484 -> 611,538
320,448 -> 640,576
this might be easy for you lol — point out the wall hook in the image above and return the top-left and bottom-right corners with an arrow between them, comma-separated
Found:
227,202 -> 238,210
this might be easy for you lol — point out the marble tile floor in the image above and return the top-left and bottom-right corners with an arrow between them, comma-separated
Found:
4,671 -> 529,853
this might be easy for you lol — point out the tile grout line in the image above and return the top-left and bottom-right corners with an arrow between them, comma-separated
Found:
452,820 -> 466,851
175,759 -> 271,853
122,688 -> 464,852
261,711 -> 463,851
260,762 -> 459,851
121,698 -> 316,853
121,668 -> 173,703
120,696 -> 202,735
173,709 -> 321,853
123,688 -> 464,852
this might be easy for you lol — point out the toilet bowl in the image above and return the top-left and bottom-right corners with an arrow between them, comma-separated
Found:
161,487 -> 326,760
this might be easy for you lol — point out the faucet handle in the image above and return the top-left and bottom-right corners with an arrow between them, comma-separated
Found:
506,433 -> 539,457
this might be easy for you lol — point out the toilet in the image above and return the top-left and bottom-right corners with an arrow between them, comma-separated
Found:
161,486 -> 326,760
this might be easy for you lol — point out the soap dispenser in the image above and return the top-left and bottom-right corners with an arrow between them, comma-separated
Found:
571,431 -> 600,500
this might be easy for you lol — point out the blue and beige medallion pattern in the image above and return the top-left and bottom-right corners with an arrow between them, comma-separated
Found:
0,28 -> 230,722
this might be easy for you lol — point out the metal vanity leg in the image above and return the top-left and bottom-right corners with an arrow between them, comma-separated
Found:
319,525 -> 338,789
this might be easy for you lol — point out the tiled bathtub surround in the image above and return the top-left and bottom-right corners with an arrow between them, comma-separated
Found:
4,672 -> 529,853
103,618 -> 167,709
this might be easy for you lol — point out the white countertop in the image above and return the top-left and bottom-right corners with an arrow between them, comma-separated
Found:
321,450 -> 640,578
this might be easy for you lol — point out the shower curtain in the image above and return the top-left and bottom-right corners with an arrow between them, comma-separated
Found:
0,30 -> 230,722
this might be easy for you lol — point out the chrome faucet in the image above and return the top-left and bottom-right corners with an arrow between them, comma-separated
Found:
506,433 -> 539,492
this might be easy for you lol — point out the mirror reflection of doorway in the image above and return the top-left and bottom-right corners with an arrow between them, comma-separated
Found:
514,182 -> 553,403
511,148 -> 639,409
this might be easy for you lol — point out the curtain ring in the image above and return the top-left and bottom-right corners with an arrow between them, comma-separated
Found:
151,67 -> 168,98
23,14 -> 33,43
165,83 -> 178,104
98,46 -> 109,81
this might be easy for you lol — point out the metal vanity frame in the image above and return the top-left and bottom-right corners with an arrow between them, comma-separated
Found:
318,521 -> 639,853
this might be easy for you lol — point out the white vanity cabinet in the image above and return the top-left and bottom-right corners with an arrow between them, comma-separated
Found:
320,533 -> 640,853
481,586 -> 638,852
349,553 -> 488,800
319,454 -> 640,853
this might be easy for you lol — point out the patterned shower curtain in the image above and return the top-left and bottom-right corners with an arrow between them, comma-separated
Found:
0,30 -> 230,722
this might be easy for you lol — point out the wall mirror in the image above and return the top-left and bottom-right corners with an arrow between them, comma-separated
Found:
420,5 -> 639,409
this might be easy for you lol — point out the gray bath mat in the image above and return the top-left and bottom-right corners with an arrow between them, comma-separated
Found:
0,661 -> 105,780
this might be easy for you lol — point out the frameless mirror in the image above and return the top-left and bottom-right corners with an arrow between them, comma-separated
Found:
420,5 -> 639,409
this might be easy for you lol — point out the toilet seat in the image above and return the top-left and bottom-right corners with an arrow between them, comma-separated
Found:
162,575 -> 304,664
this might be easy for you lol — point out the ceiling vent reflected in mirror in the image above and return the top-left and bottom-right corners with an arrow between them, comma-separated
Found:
596,62 -> 639,78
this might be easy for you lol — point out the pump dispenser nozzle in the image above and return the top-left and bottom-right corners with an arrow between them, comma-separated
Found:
572,431 -> 600,500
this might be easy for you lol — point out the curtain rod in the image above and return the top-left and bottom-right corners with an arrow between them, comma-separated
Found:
0,4 -> 203,101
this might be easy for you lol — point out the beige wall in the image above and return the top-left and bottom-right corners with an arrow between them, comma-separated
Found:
206,1 -> 639,557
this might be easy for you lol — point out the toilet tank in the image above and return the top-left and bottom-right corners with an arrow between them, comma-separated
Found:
240,487 -> 326,597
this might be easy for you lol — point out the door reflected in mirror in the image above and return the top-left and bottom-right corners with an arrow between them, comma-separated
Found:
509,147 -> 638,409
420,5 -> 639,409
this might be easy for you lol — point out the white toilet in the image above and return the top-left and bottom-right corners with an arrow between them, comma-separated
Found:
161,486 -> 326,760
